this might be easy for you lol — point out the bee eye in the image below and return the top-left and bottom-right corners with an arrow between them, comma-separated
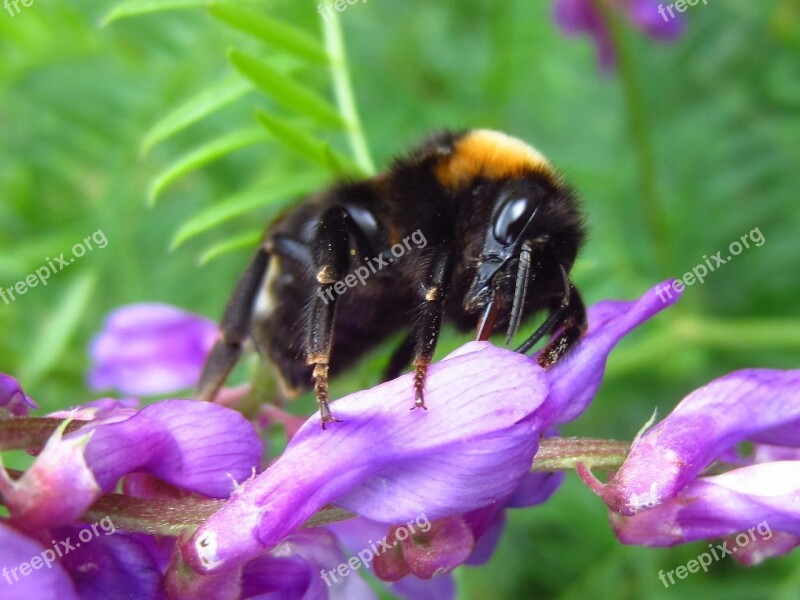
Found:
493,196 -> 535,244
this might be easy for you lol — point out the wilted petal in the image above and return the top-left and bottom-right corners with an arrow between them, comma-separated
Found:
2,401 -> 261,529
610,462 -> 800,554
88,303 -> 216,396
187,343 -> 547,572
543,280 -> 681,425
372,541 -> 410,583
397,517 -> 474,579
587,369 -> 800,515
0,373 -> 37,416
0,521 -> 79,599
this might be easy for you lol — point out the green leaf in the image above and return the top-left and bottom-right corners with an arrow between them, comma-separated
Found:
19,271 -> 97,387
102,0 -> 212,25
209,4 -> 328,64
141,76 -> 253,155
228,49 -> 346,129
255,110 -> 362,175
171,172 -> 329,249
148,127 -> 268,205
198,229 -> 263,265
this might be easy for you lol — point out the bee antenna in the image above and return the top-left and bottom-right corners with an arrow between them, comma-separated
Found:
505,242 -> 533,345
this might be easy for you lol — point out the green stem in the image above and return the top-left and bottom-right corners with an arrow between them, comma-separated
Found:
531,437 -> 629,472
1,437 -> 629,535
322,12 -> 375,175
603,7 -> 671,275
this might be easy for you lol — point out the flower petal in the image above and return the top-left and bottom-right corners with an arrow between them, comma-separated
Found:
505,471 -> 565,508
187,342 -> 547,572
553,0 -> 616,69
0,373 -> 38,416
610,462 -> 800,555
55,526 -> 165,600
2,401 -> 262,529
78,400 -> 262,497
0,521 -> 79,599
625,0 -> 685,40
464,508 -> 506,566
0,421 -> 100,531
592,369 -> 800,515
732,531 -> 800,566
390,573 -> 456,600
88,303 -> 217,396
543,280 -> 681,425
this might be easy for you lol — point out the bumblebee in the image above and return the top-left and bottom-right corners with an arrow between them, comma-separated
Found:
197,129 -> 587,426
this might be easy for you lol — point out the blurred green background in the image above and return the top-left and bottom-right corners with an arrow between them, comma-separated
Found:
1,1 -> 799,598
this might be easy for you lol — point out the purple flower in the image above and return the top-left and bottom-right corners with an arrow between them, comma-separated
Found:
578,367 -> 800,563
184,282 -> 680,574
582,369 -> 800,516
0,373 -> 37,416
166,529 -> 376,599
88,303 -> 217,396
186,342 -> 548,572
608,460 -> 800,566
0,521 -> 79,599
0,400 -> 262,531
554,0 -> 684,69
0,519 -> 167,599
327,516 -> 458,598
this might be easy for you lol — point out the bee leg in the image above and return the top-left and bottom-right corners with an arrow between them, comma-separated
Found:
382,333 -> 415,382
536,284 -> 587,368
197,246 -> 270,401
514,264 -> 587,365
307,207 -> 351,428
409,244 -> 455,410
515,264 -> 571,355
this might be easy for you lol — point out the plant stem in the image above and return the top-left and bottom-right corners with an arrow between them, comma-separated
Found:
532,437 -> 629,472
322,12 -> 375,175
603,7 -> 671,275
1,437 -> 629,535
0,418 -> 84,451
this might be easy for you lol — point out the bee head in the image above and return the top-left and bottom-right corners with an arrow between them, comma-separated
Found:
462,178 -> 545,313
427,129 -> 585,340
